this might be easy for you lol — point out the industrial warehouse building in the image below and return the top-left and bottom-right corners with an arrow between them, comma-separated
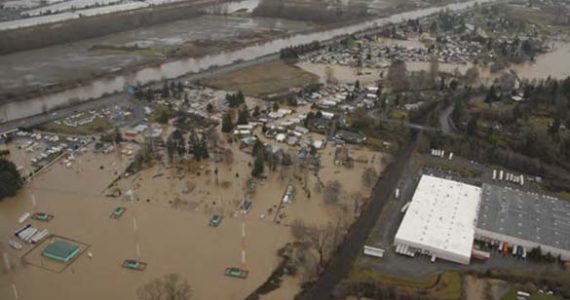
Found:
395,175 -> 570,265
476,184 -> 570,260
394,175 -> 482,265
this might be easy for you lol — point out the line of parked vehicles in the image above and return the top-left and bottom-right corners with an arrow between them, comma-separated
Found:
475,239 -> 527,259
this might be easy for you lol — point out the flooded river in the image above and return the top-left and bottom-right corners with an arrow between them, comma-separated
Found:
0,0 -> 501,123
0,14 -> 313,99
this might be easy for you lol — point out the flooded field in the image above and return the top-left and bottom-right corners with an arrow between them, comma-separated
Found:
0,15 -> 314,96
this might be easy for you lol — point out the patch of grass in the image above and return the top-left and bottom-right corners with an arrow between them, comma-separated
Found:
469,98 -> 514,114
39,116 -> 113,135
505,5 -> 570,34
350,268 -> 439,289
202,60 -> 319,97
89,44 -> 164,58
554,191 -> 570,202
148,107 -> 176,124
389,110 -> 408,120
364,137 -> 386,151
501,289 -> 564,300
177,42 -> 228,57
429,271 -> 462,300
349,269 -> 462,300
527,116 -> 552,132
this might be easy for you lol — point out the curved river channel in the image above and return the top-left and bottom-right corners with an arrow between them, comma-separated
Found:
0,0 -> 498,123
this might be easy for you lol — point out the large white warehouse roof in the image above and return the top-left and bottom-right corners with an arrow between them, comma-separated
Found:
395,175 -> 482,265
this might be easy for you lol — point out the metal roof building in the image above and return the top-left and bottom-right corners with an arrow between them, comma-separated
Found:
476,184 -> 570,260
394,175 -> 482,265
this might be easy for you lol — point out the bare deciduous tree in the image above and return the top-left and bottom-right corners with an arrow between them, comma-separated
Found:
464,66 -> 479,85
223,148 -> 234,165
205,128 -> 220,148
361,167 -> 379,189
137,273 -> 192,300
290,219 -> 306,240
429,55 -> 439,83
322,180 -> 341,204
325,66 -> 338,85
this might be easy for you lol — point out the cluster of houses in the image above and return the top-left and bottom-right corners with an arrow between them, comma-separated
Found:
11,130 -> 87,170
124,123 -> 163,142
312,85 -> 377,111
303,33 -> 488,68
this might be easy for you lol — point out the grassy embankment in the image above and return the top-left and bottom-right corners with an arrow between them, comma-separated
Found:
349,267 -> 463,300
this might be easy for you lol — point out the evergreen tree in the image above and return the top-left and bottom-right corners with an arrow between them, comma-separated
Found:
467,116 -> 479,136
172,130 -> 186,157
252,139 -> 264,158
221,113 -> 234,133
252,106 -> 260,117
162,82 -> 170,98
237,90 -> 245,105
184,93 -> 189,105
199,135 -> 209,160
237,108 -> 250,125
0,158 -> 23,200
252,154 -> 264,177
485,85 -> 497,104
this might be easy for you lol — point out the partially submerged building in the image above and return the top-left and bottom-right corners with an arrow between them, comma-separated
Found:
335,130 -> 366,144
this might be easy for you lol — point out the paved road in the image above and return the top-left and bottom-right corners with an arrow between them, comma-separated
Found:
439,103 -> 455,135
300,129 -> 419,300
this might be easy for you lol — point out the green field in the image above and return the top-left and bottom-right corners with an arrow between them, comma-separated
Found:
202,60 -> 319,97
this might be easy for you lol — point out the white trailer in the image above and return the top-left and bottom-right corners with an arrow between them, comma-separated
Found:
499,170 -> 504,181
401,201 -> 411,213
363,245 -> 385,258
448,152 -> 454,160
520,175 -> 524,186
395,188 -> 400,199
492,170 -> 497,180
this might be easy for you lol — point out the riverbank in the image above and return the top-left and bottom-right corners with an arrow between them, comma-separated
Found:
0,0 -> 499,127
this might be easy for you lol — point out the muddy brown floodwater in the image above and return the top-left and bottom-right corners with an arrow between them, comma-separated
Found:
299,40 -> 570,87
0,105 -> 386,299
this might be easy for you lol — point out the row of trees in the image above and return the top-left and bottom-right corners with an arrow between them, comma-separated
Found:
226,91 -> 245,108
133,81 -> 185,102
166,129 -> 209,162
279,41 -> 321,59
221,103 -> 253,133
